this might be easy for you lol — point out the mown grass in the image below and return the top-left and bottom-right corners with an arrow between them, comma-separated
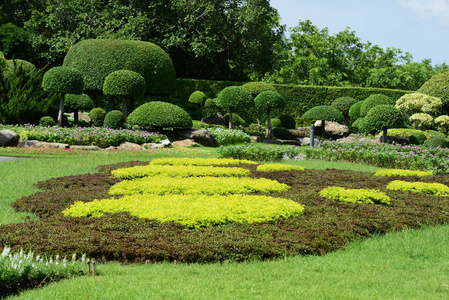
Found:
11,225 -> 449,299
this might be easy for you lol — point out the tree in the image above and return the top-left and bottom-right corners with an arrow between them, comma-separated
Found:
331,97 -> 357,126
241,82 -> 276,125
102,70 -> 146,118
360,105 -> 408,142
395,93 -> 442,117
216,86 -> 253,129
65,93 -> 94,125
254,91 -> 286,138
418,72 -> 449,114
42,67 -> 84,126
302,106 -> 343,138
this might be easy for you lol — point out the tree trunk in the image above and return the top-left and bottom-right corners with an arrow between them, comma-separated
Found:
229,108 -> 233,129
266,107 -> 272,138
382,126 -> 388,143
110,95 -> 115,111
74,109 -> 79,125
121,96 -> 127,121
321,120 -> 326,138
57,94 -> 65,127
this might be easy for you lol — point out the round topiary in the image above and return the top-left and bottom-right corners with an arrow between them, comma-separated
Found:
63,39 -> 175,96
254,91 -> 285,110
103,70 -> 146,97
89,107 -> 107,127
216,86 -> 253,110
302,105 -> 343,123
3,59 -> 37,78
65,93 -> 94,112
359,94 -> 392,117
435,115 -> 449,134
104,110 -> 125,129
348,101 -> 364,121
360,105 -> 408,135
278,114 -> 296,129
332,96 -> 358,125
418,72 -> 449,106
409,113 -> 434,130
204,98 -> 216,108
241,82 -> 276,97
395,93 -> 442,116
270,118 -> 282,128
127,101 -> 193,129
408,132 -> 427,145
272,127 -> 291,139
39,116 -> 55,127
42,67 -> 84,94
188,91 -> 207,105
425,136 -> 448,148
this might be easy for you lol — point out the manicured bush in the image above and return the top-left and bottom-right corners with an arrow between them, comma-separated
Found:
39,116 -> 55,127
270,118 -> 282,128
65,93 -> 94,125
104,110 -> 125,129
408,131 -> 427,145
256,164 -> 305,172
395,93 -> 442,116
3,59 -> 36,78
332,96 -> 358,125
434,115 -> 449,134
89,107 -> 107,127
241,82 -> 276,97
360,105 -> 408,138
302,105 -> 343,137
272,127 -> 291,139
254,91 -> 286,137
387,180 -> 449,196
42,67 -> 84,94
207,127 -> 251,145
386,128 -> 432,140
374,169 -> 433,177
103,70 -> 146,97
188,91 -> 207,105
224,113 -> 246,127
216,86 -> 253,128
218,144 -> 302,161
278,114 -> 296,129
63,39 -> 175,95
319,186 -> 392,205
348,100 -> 364,121
127,101 -> 193,130
359,94 -> 392,117
204,98 -> 216,108
418,72 -> 449,107
409,113 -> 434,130
425,136 -> 448,148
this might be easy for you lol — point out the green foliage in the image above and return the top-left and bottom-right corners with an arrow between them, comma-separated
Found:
409,113 -> 434,130
241,82 -> 276,97
204,98 -> 216,108
188,91 -> 207,105
127,101 -> 193,129
425,136 -> 448,148
103,70 -> 146,97
224,113 -> 246,127
374,169 -> 433,177
386,128 -> 432,140
320,186 -> 392,206
387,180 -> 449,196
395,93 -> 442,116
254,90 -> 285,109
42,66 -> 84,94
256,164 -> 305,172
88,107 -> 107,127
360,105 -> 408,133
348,101 -> 364,121
331,97 -> 358,116
434,115 -> 449,133
3,59 -> 36,78
302,105 -> 343,123
270,118 -> 282,128
0,23 -> 35,62
218,144 -> 302,161
418,72 -> 449,106
65,93 -> 94,112
38,116 -> 55,127
207,127 -> 250,145
104,110 -> 125,129
359,94 -> 392,117
63,39 -> 175,96
272,127 -> 291,139
278,114 -> 296,129
216,86 -> 253,109
409,132 -> 428,145
149,158 -> 257,166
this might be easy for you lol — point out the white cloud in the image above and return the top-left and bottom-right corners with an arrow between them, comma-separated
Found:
398,0 -> 449,25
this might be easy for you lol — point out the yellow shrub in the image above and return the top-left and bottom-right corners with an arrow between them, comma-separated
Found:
149,157 -> 257,166
109,176 -> 289,196
257,164 -> 305,172
111,165 -> 251,180
319,186 -> 392,206
374,169 -> 433,177
387,180 -> 449,196
62,194 -> 305,228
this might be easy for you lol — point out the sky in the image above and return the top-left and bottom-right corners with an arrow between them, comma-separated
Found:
270,0 -> 449,65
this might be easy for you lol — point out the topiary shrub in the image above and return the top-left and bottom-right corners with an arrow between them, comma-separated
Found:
272,127 -> 291,139
302,105 -> 343,138
418,72 -> 449,112
277,114 -> 296,129
216,86 -> 253,129
3,59 -> 37,79
425,136 -> 448,148
348,100 -> 364,121
224,113 -> 246,128
395,93 -> 442,117
359,94 -> 392,117
241,82 -> 276,97
204,98 -> 216,108
270,118 -> 282,128
387,128 -> 432,140
434,115 -> 449,134
63,39 -> 175,96
254,90 -> 286,137
65,93 -> 94,125
387,180 -> 449,196
39,116 -> 56,127
408,132 -> 428,145
360,105 -> 408,141
409,113 -> 434,130
331,96 -> 358,125
127,101 -> 193,130
89,107 -> 107,127
104,110 -> 125,129
319,186 -> 392,206
188,91 -> 207,105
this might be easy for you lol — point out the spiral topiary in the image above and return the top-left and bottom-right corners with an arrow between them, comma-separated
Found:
89,107 -> 107,127
127,101 -> 193,130
359,94 -> 393,117
104,110 -> 125,129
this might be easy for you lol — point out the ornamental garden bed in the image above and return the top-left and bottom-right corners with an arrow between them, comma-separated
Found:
1,158 -> 449,263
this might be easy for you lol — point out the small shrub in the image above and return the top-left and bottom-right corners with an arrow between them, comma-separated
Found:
387,180 -> 449,196
434,115 -> 449,134
359,94 -> 392,117
348,101 -> 364,121
224,113 -> 246,127
127,101 -> 193,130
425,136 -> 448,148
104,110 -> 125,129
39,116 -> 55,127
278,114 -> 296,129
295,117 -> 316,127
188,91 -> 207,105
332,96 -> 358,124
149,157 -> 257,166
374,169 -> 433,177
387,128 -> 431,140
103,70 -> 146,97
409,113 -> 434,130
272,127 -> 291,139
207,127 -> 251,145
319,186 -> 392,206
89,107 -> 107,127
408,132 -> 427,145
256,164 -> 305,172
395,93 -> 442,116
204,98 -> 216,108
360,105 -> 408,134
244,123 -> 265,136
270,118 -> 282,128
65,93 -> 94,113
42,67 -> 84,94
302,106 -> 343,123
241,82 -> 276,97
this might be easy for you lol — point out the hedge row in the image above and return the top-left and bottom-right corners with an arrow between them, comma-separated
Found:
174,78 -> 411,117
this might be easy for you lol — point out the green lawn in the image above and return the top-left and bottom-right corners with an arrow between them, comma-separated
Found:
1,147 -> 448,299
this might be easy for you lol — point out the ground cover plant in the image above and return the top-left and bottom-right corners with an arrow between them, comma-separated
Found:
218,143 -> 302,161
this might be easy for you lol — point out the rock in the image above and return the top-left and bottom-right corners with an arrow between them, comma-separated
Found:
300,138 -> 321,147
159,139 -> 171,147
172,139 -> 199,147
250,136 -> 262,143
175,129 -> 216,146
288,128 -> 310,138
17,140 -> 41,148
143,143 -> 165,150
33,142 -> 70,149
70,145 -> 100,151
0,130 -> 19,147
314,121 -> 349,138
277,139 -> 302,145
118,142 -> 144,150
201,113 -> 226,126
379,135 -> 410,145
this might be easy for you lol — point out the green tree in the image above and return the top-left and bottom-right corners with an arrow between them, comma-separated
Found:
254,91 -> 286,138
302,105 -> 343,138
65,93 -> 94,125
216,86 -> 253,128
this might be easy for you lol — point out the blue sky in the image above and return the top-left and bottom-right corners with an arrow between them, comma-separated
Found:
270,0 -> 449,65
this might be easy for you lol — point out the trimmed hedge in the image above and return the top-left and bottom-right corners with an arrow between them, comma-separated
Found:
63,39 -> 175,96
127,101 -> 192,129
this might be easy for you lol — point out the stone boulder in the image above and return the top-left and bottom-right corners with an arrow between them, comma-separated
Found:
288,128 -> 310,138
0,130 -> 19,147
201,113 -> 226,127
379,135 -> 410,145
300,138 -> 321,147
172,139 -> 199,147
175,129 -> 216,147
314,121 -> 349,138
118,142 -> 144,151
